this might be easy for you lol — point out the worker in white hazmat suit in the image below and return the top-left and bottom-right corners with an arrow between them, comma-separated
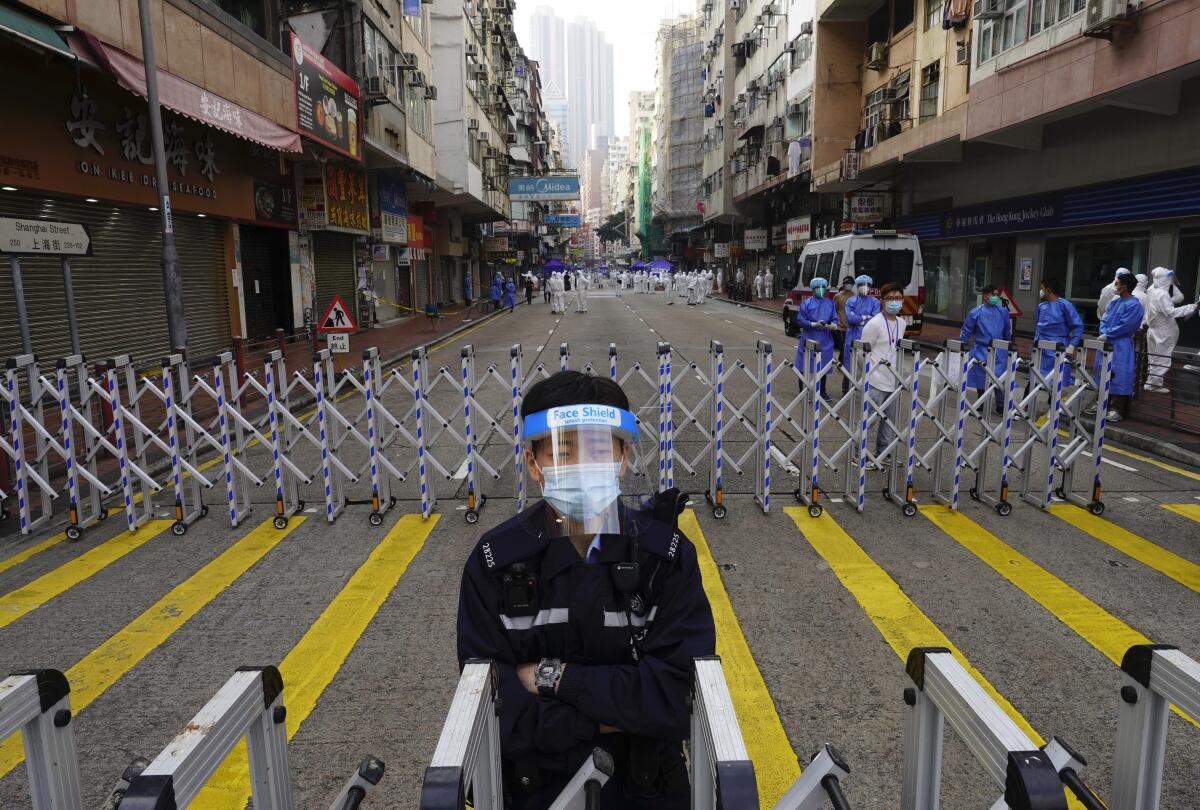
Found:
575,271 -> 589,312
1096,267 -> 1131,321
1143,267 -> 1198,392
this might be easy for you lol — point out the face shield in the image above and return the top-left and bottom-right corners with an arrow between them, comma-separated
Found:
523,404 -> 654,538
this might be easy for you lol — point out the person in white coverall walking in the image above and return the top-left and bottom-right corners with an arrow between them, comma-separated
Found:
575,271 -> 589,312
1143,266 -> 1198,392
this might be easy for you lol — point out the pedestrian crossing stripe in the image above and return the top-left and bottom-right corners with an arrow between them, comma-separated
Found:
0,519 -> 172,630
683,510 -> 800,808
0,516 -> 304,781
1161,502 -> 1200,525
0,530 -> 68,576
190,513 -> 439,809
918,505 -> 1198,729
1050,504 -> 1200,593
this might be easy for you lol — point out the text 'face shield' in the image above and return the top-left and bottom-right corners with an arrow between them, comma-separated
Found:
523,404 -> 651,537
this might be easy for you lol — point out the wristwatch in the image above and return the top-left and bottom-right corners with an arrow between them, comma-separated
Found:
534,658 -> 564,696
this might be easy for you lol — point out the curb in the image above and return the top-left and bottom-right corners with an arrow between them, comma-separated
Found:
711,295 -> 787,318
1079,417 -> 1200,470
376,305 -> 509,368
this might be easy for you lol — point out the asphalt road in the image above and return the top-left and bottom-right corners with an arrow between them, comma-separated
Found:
1,285 -> 1198,808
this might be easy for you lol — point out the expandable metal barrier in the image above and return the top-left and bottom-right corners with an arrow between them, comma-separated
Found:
0,669 -> 82,810
0,337 -> 1114,535
119,665 -> 384,810
901,647 -> 1105,810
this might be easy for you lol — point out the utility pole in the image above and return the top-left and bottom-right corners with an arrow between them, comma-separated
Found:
137,0 -> 187,353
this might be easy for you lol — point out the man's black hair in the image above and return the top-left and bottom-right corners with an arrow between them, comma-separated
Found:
521,370 -> 630,418
982,284 -> 998,296
1041,277 -> 1061,295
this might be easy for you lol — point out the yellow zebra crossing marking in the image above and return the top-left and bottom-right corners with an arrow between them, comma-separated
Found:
683,509 -> 800,807
919,505 -> 1197,729
190,513 -> 440,809
0,516 -> 304,780
1050,504 -> 1200,593
1161,502 -> 1200,526
0,530 -> 68,576
0,520 -> 172,629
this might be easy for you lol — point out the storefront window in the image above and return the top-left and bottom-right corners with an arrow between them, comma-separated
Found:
922,244 -> 952,316
1064,233 -> 1150,323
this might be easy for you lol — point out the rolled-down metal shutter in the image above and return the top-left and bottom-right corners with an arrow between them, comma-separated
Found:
312,231 -> 357,329
414,257 -> 430,310
0,190 -> 228,367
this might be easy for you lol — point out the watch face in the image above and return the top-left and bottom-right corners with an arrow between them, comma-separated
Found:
538,663 -> 556,679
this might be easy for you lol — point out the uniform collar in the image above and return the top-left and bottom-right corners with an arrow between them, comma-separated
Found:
542,533 -> 633,580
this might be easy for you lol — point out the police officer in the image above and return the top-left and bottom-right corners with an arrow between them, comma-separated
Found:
457,371 -> 716,809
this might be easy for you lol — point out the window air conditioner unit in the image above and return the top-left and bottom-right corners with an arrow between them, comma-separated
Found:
466,43 -> 478,57
785,40 -> 796,54
469,118 -> 480,129
800,20 -> 813,35
754,14 -> 765,26
1085,0 -> 1133,33
787,102 -> 803,115
506,132 -> 517,143
364,75 -> 393,101
956,41 -> 970,64
866,42 -> 887,70
495,0 -> 509,9
425,85 -> 438,100
747,79 -> 759,92
731,0 -> 741,9
408,71 -> 425,86
973,0 -> 1004,18
397,51 -> 418,69
492,34 -> 503,44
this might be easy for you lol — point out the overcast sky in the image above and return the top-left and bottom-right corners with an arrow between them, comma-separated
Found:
515,0 -> 697,136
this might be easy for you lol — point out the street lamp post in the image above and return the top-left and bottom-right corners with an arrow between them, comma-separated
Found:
137,0 -> 187,353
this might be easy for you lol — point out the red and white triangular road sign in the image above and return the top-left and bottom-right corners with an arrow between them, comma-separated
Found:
318,295 -> 357,333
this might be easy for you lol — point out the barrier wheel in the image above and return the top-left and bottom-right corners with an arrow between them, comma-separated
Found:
368,512 -> 384,527
793,488 -> 804,502
882,488 -> 891,499
712,504 -> 727,519
808,504 -> 823,518
903,502 -> 918,517
969,487 -> 980,500
66,525 -> 82,541
297,500 -> 306,510
388,497 -> 397,508
1088,501 -> 1106,516
465,510 -> 480,525
170,522 -> 187,537
996,501 -> 1013,517
200,505 -> 209,518
273,516 -> 288,530
1054,488 -> 1066,500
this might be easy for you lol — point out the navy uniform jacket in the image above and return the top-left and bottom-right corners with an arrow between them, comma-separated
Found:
456,500 -> 716,808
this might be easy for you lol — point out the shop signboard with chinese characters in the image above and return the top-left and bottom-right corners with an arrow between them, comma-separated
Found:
850,193 -> 884,224
786,216 -> 811,251
840,150 -> 860,181
714,243 -> 730,258
252,179 -> 297,228
296,163 -> 327,231
291,33 -> 362,161
770,224 -> 787,248
744,229 -> 768,251
485,237 -> 510,253
374,174 -> 407,244
0,47 -> 272,219
323,163 -> 369,234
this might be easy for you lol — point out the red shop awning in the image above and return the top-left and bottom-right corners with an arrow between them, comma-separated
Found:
69,31 -> 301,153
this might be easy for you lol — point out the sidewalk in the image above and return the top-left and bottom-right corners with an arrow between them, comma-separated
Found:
712,291 -> 1200,464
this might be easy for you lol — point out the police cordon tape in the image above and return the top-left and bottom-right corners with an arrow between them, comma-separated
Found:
1,335 -> 1113,537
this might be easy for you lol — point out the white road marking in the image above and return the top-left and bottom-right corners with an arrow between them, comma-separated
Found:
724,319 -> 734,324
1122,497 -> 1141,502
754,330 -> 765,335
770,446 -> 800,476
548,329 -> 555,334
1080,450 -> 1137,472
536,345 -> 544,351
830,497 -> 843,503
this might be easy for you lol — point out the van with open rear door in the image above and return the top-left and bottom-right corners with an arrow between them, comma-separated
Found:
782,229 -> 925,337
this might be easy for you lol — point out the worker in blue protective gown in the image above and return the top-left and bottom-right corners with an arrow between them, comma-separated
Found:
1094,273 -> 1145,422
504,277 -> 517,312
1032,277 -> 1084,387
841,274 -> 882,394
795,276 -> 837,398
959,285 -> 1013,415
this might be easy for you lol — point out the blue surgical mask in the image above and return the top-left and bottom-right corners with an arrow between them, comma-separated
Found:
885,301 -> 903,315
813,287 -> 826,298
537,462 -> 623,522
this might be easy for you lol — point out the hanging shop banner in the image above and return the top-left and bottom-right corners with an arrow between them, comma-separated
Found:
508,176 -> 580,201
770,223 -> 787,247
375,174 -> 408,244
485,236 -> 510,252
714,243 -> 730,258
406,214 -> 429,250
252,179 -> 297,228
841,150 -> 860,181
850,193 -> 885,224
291,33 -> 361,161
545,213 -> 581,227
296,163 -> 327,231
744,228 -> 768,251
324,163 -> 369,234
786,216 -> 811,250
